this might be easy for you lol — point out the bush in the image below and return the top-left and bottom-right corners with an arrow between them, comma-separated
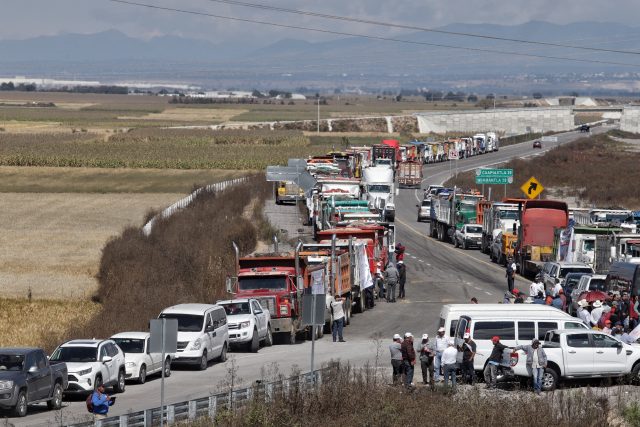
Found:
623,402 -> 640,427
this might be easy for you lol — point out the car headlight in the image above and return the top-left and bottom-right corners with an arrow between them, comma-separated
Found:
126,362 -> 137,368
190,339 -> 202,350
77,368 -> 92,376
240,321 -> 251,329
0,380 -> 13,391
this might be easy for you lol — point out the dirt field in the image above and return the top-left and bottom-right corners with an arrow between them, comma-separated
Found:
0,193 -> 182,299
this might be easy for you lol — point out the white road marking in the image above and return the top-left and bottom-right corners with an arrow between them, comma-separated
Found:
485,291 -> 493,295
410,255 -> 417,259
474,286 -> 482,290
418,259 -> 425,263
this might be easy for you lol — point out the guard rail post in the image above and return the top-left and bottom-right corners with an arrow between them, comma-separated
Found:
166,405 -> 175,424
119,415 -> 128,427
144,409 -> 153,427
188,400 -> 197,419
208,395 -> 218,419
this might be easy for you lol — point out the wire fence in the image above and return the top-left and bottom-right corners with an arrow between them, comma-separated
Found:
66,369 -> 325,427
142,177 -> 250,236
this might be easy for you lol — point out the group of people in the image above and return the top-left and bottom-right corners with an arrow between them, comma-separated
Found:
375,243 -> 408,303
388,327 -> 477,391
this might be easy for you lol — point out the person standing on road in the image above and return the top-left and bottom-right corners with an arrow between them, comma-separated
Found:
375,262 -> 385,300
506,257 -> 516,293
514,339 -> 547,395
530,276 -> 546,298
90,384 -> 114,420
591,300 -> 604,328
419,334 -> 435,388
330,296 -> 346,342
397,261 -> 407,299
442,340 -> 458,391
400,332 -> 416,388
434,327 -> 448,382
389,334 -> 404,385
394,243 -> 405,263
460,333 -> 477,385
384,263 -> 399,303
484,336 -> 508,390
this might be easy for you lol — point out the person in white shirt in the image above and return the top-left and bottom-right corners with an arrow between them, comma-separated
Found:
330,297 -> 346,342
577,299 -> 592,326
434,327 -> 448,382
529,280 -> 545,298
441,340 -> 459,390
590,300 -> 604,327
552,282 -> 563,298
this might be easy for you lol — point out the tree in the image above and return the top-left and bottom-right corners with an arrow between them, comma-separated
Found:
532,92 -> 543,99
467,94 -> 478,103
485,93 -> 495,100
569,91 -> 579,97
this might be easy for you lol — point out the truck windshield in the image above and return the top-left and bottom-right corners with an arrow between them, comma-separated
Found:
368,184 -> 390,193
50,347 -> 97,363
0,354 -> 24,371
583,240 -> 595,251
421,200 -> 431,207
159,314 -> 204,332
467,226 -> 482,233
221,302 -> 251,315
112,338 -> 145,354
376,159 -> 392,166
589,279 -> 606,292
238,277 -> 287,291
560,267 -> 594,278
499,211 -> 519,220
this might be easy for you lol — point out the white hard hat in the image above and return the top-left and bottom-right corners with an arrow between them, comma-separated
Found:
404,332 -> 413,338
422,334 -> 429,340
393,333 -> 402,340
438,327 -> 445,333
463,332 -> 471,339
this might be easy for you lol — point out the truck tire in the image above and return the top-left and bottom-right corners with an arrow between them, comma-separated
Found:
114,369 -> 126,393
324,315 -> 333,334
462,240 -> 468,250
13,390 -> 27,417
249,329 -> 260,353
454,237 -> 459,248
541,368 -> 559,391
630,363 -> 640,385
47,382 -> 63,410
264,324 -> 273,347
344,298 -> 351,326
356,294 -> 365,314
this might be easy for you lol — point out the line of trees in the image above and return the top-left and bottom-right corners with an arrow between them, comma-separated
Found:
0,82 -> 37,91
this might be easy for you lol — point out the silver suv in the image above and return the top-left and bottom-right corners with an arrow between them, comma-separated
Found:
541,261 -> 594,291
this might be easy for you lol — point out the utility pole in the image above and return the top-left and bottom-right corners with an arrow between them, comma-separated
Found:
316,93 -> 320,134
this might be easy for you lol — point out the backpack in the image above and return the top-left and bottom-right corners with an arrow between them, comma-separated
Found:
86,393 -> 94,413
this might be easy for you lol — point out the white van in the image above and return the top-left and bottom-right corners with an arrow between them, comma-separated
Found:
159,304 -> 229,370
446,304 -> 588,371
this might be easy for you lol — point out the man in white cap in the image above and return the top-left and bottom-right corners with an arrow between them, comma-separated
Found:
591,300 -> 604,327
434,327 -> 448,382
460,332 -> 477,385
400,332 -> 416,388
419,333 -> 435,387
441,340 -> 458,390
577,299 -> 591,326
389,334 -> 404,385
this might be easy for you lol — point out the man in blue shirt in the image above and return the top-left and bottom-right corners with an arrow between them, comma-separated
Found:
91,384 -> 114,419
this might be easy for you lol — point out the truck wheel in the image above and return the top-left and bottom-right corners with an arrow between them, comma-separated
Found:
13,390 -> 27,417
249,330 -> 260,353
454,238 -> 459,248
199,350 -> 208,370
344,298 -> 351,326
541,368 -> 558,391
138,365 -> 147,384
324,316 -> 333,334
114,369 -> 126,393
630,363 -> 640,385
264,325 -> 273,347
47,382 -> 63,410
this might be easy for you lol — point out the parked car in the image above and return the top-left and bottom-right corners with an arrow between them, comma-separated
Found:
423,185 -> 444,200
454,224 -> 483,250
580,124 -> 590,133
0,348 -> 67,417
533,140 -> 542,149
541,262 -> 594,291
217,299 -> 273,352
417,199 -> 431,222
111,332 -> 172,384
512,329 -> 640,391
50,339 -> 125,395
569,274 -> 607,315
159,304 -> 229,370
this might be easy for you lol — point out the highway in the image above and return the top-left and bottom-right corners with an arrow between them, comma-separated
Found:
6,126 -> 610,426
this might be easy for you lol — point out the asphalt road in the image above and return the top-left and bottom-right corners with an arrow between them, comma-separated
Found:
6,126 -> 611,426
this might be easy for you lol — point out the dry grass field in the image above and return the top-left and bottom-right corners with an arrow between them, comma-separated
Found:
0,192 -> 183,299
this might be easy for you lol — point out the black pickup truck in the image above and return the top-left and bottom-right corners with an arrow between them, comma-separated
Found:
0,348 -> 68,417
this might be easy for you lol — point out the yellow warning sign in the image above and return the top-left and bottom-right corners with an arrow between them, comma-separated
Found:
520,176 -> 544,199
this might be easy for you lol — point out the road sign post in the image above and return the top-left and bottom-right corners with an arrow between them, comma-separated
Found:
150,318 -> 178,427
520,176 -> 544,199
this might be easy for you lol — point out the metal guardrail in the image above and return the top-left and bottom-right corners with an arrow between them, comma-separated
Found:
67,370 -> 324,427
142,177 -> 249,236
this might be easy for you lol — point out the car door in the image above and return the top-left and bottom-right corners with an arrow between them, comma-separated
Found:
24,353 -> 40,402
204,311 -> 216,360
214,308 -> 228,356
33,351 -> 51,400
252,301 -> 266,337
145,337 -> 159,373
592,333 -> 626,374
564,333 -> 594,376
99,345 -> 114,384
107,343 -> 123,378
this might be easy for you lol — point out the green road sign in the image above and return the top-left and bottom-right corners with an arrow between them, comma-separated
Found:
475,176 -> 513,185
475,168 -> 513,177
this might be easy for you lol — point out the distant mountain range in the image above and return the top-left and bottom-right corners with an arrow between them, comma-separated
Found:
1,21 -> 640,88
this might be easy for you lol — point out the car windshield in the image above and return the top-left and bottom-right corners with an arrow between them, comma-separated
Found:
221,302 -> 251,316
421,201 -> 431,207
112,338 -> 145,353
499,211 -> 519,220
368,184 -> 391,193
159,314 -> 204,332
589,279 -> 606,292
560,267 -> 593,278
238,277 -> 287,291
50,346 -> 97,363
0,354 -> 24,371
467,226 -> 482,233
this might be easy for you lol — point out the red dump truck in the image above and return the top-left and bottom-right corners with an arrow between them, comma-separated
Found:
397,161 -> 423,188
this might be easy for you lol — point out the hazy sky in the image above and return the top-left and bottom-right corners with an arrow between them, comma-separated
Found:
2,0 -> 639,43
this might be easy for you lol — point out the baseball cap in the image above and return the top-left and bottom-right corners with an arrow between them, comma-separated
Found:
422,333 -> 429,340
397,260 -> 403,264
393,333 -> 402,340
605,320 -> 612,325
463,332 -> 470,339
491,336 -> 500,343
437,327 -> 445,333
513,288 -> 520,295
404,332 -> 413,338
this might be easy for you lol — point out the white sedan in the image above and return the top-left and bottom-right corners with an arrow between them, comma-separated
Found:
111,332 -> 172,384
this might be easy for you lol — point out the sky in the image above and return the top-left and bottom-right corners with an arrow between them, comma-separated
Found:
1,0 -> 639,44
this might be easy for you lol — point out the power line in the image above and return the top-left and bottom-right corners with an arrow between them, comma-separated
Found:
206,0 -> 640,57
107,0 -> 640,68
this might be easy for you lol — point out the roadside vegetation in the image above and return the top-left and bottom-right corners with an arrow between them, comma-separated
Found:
445,133 -> 640,209
40,175 -> 271,350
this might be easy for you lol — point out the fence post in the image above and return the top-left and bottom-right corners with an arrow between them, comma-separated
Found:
316,370 -> 322,386
167,405 -> 175,424
208,395 -> 218,419
188,400 -> 197,419
144,409 -> 153,427
95,420 -> 102,427
246,386 -> 253,402
283,379 -> 290,396
119,414 -> 128,427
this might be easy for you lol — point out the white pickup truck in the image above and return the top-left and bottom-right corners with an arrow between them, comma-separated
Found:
454,224 -> 483,250
512,329 -> 640,391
